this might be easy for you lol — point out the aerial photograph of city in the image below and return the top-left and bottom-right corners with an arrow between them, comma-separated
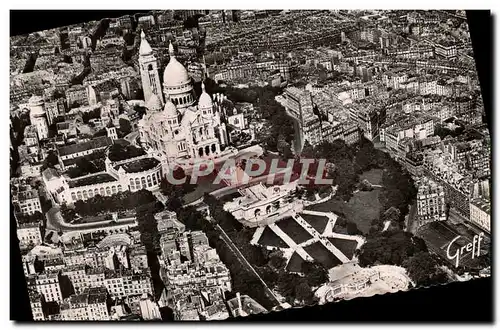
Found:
10,9 -> 491,321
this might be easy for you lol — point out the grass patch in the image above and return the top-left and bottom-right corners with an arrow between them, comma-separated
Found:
303,241 -> 342,269
359,168 -> 383,185
307,190 -> 380,234
257,226 -> 289,248
276,217 -> 312,244
327,237 -> 358,259
300,213 -> 329,234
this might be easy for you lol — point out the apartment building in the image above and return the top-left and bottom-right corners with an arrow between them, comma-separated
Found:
416,177 -> 447,227
469,198 -> 490,233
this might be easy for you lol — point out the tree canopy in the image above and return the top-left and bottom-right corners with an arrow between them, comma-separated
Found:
403,251 -> 449,287
66,157 -> 98,178
108,143 -> 146,162
81,108 -> 101,124
72,189 -> 158,217
357,230 -> 428,267
300,137 -> 417,230
205,81 -> 295,154
41,150 -> 59,171
119,118 -> 132,135
160,167 -> 196,212
301,261 -> 328,287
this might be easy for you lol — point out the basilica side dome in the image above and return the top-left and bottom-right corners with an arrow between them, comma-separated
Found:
198,82 -> 213,109
163,96 -> 178,118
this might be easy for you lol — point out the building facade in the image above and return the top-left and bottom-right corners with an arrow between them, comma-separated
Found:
28,95 -> 49,140
17,223 -> 43,249
223,181 -> 303,227
60,287 -> 110,321
469,198 -> 490,233
416,177 -> 447,227
27,272 -> 63,303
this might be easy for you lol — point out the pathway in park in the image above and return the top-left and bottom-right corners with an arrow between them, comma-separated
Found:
292,213 -> 350,263
205,215 -> 281,308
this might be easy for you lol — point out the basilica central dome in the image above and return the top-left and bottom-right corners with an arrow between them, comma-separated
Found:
163,41 -> 190,88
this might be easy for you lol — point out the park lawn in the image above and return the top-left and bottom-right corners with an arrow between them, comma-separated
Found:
359,168 -> 384,185
303,242 -> 342,269
276,217 -> 312,244
300,213 -> 329,234
286,251 -> 305,273
327,237 -> 358,260
257,226 -> 289,248
307,189 -> 381,235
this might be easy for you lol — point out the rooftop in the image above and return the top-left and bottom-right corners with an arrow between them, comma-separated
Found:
56,122 -> 71,130
17,189 -> 39,201
58,136 -> 112,157
96,233 -> 132,249
67,172 -> 118,188
42,169 -> 60,185
115,157 -> 160,173
471,198 -> 491,214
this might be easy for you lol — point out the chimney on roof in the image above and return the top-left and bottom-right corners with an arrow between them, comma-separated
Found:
236,292 -> 243,315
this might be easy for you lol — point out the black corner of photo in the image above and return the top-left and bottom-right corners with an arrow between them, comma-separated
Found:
466,10 -> 493,133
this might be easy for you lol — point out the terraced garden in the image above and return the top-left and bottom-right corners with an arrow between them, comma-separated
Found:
276,217 -> 312,244
286,251 -> 305,273
257,226 -> 289,248
303,241 -> 342,269
300,213 -> 329,234
327,237 -> 358,259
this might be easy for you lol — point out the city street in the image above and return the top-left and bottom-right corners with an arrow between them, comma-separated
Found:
208,216 -> 282,308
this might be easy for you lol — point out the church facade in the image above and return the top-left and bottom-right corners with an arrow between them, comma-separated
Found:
137,31 -> 229,169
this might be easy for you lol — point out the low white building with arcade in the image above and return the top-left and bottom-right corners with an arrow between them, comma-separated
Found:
43,153 -> 163,205
223,181 -> 303,227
